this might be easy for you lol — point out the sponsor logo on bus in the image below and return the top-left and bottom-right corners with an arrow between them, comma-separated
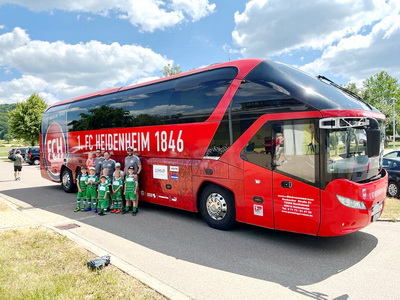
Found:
153,165 -> 168,180
44,122 -> 67,180
170,166 -> 179,172
254,204 -> 263,216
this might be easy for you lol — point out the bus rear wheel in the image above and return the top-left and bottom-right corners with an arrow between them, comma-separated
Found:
200,185 -> 235,230
61,168 -> 76,193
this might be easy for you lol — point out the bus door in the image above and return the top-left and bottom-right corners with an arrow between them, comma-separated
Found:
270,120 -> 321,235
241,123 -> 274,228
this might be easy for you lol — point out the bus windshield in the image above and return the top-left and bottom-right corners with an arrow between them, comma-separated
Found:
324,125 -> 383,185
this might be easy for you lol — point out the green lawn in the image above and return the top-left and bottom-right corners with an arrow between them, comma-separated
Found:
0,227 -> 165,300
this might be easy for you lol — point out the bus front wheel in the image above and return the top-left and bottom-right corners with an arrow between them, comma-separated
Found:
200,185 -> 236,230
61,168 -> 76,193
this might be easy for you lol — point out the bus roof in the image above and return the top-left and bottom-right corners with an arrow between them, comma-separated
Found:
46,59 -> 264,110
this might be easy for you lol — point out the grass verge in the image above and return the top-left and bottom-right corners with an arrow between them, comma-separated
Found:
381,197 -> 400,221
0,227 -> 166,300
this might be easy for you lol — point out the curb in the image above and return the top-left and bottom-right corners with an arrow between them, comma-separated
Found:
0,193 -> 191,300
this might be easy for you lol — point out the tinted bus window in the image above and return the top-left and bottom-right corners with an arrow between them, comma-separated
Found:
206,78 -> 311,156
67,67 -> 237,131
122,80 -> 174,126
43,104 -> 69,134
170,67 -> 238,124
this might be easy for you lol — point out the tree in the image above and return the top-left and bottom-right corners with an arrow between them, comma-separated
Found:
343,82 -> 362,96
3,133 -> 13,143
0,104 -> 16,139
8,93 -> 47,146
162,63 -> 182,77
362,71 -> 400,136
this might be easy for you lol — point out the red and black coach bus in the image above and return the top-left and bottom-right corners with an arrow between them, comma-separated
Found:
41,59 -> 387,236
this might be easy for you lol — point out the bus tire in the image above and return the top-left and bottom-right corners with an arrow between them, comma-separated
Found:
387,181 -> 399,198
61,168 -> 76,193
200,185 -> 236,230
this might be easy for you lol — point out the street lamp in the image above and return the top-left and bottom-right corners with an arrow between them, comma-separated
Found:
393,97 -> 397,149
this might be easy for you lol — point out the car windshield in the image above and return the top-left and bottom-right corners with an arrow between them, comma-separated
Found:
324,124 -> 384,185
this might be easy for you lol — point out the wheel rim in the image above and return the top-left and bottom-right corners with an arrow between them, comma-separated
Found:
62,172 -> 71,190
206,192 -> 227,220
34,159 -> 39,165
388,183 -> 398,197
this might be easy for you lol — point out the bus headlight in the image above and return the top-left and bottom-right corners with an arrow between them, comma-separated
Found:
337,195 -> 366,210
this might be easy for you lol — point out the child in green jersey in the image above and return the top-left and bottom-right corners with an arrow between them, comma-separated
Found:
74,166 -> 88,212
123,167 -> 139,216
84,167 -> 98,212
111,167 -> 124,213
98,175 -> 110,216
101,167 -> 112,211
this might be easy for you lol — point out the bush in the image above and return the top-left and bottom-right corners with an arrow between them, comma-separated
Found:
0,144 -> 5,147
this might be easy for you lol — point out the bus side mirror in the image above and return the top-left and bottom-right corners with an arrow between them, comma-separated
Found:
366,129 -> 380,157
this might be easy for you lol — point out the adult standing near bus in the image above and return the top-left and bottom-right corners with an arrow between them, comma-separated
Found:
101,151 -> 116,178
94,149 -> 104,178
124,147 -> 142,209
124,147 -> 142,175
13,150 -> 23,180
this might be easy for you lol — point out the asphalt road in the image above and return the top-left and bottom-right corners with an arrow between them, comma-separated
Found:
1,160 -> 400,300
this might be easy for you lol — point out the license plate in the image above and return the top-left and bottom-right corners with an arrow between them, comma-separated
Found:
371,200 -> 383,222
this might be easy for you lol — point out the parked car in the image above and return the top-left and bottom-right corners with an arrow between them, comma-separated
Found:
25,146 -> 40,165
8,147 -> 29,160
382,157 -> 400,197
383,150 -> 400,158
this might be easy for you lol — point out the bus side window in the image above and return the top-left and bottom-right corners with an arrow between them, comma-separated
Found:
273,120 -> 319,185
240,123 -> 273,169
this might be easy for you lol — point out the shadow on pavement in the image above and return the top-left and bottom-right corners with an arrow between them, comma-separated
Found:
1,185 -> 378,290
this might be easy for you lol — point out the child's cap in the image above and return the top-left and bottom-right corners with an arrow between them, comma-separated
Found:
89,167 -> 95,170
115,162 -> 121,167
100,175 -> 107,178
81,166 -> 87,169
128,166 -> 134,170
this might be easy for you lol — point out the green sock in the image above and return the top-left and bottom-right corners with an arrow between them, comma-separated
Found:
133,206 -> 137,212
125,206 -> 130,211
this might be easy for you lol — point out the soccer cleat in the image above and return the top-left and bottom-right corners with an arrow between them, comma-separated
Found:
74,207 -> 81,212
122,210 -> 128,215
132,211 -> 136,216
110,209 -> 115,213
83,207 -> 91,212
98,211 -> 104,216
94,208 -> 98,213
115,209 -> 121,214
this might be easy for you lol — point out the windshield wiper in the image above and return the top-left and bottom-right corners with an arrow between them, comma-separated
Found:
316,75 -> 373,110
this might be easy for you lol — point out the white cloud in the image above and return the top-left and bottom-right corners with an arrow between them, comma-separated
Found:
171,0 -> 216,21
301,14 -> 400,83
232,0 -> 400,83
0,0 -> 216,32
0,27 -> 172,104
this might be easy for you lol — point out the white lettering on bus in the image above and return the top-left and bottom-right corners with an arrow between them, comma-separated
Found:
47,137 -> 64,161
77,130 -> 183,153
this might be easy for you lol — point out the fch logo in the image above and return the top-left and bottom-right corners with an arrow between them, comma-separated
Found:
44,122 -> 67,178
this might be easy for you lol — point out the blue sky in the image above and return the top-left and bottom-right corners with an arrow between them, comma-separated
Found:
0,0 -> 399,104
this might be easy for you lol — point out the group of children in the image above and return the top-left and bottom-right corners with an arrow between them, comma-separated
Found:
74,163 -> 139,216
